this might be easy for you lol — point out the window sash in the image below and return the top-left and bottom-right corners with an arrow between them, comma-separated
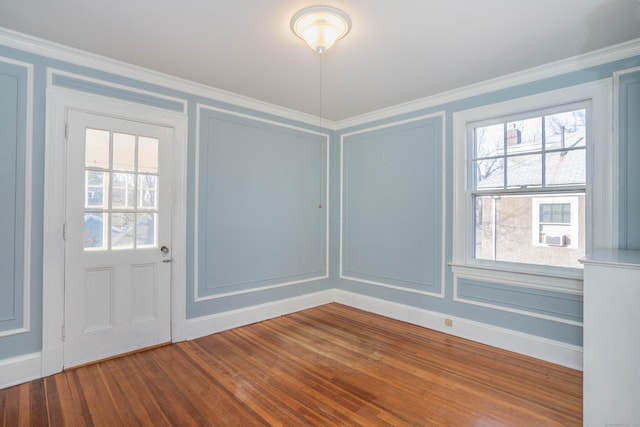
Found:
466,106 -> 587,269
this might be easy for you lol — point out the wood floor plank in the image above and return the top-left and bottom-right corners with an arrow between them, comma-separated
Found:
0,303 -> 582,426
0,382 -> 20,426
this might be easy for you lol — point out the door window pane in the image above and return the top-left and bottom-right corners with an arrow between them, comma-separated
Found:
85,129 -> 110,169
112,173 -> 136,209
113,133 -> 136,171
84,212 -> 107,250
86,171 -> 108,208
138,137 -> 159,173
138,175 -> 157,209
111,213 -> 135,249
136,213 -> 156,247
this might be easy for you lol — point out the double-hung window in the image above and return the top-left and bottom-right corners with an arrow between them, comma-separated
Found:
472,106 -> 586,268
452,80 -> 614,292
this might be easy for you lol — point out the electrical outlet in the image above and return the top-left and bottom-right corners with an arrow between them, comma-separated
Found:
444,318 -> 453,327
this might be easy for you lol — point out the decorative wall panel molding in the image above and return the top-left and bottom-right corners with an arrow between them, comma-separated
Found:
195,106 -> 329,300
454,278 -> 583,326
0,56 -> 32,337
340,113 -> 445,297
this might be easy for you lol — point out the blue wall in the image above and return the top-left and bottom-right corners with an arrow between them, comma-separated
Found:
618,69 -> 640,249
0,35 -> 639,361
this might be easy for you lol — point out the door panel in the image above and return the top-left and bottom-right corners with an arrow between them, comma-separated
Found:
64,110 -> 173,368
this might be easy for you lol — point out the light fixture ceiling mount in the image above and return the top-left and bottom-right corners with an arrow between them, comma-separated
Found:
290,6 -> 351,53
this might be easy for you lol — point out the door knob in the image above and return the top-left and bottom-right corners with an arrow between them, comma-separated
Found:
160,246 -> 170,254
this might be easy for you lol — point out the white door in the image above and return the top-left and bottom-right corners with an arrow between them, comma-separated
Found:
63,110 -> 173,368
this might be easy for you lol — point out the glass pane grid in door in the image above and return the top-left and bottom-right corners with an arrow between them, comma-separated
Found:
83,128 -> 159,251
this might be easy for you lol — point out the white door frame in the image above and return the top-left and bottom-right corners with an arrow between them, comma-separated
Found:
42,86 -> 188,376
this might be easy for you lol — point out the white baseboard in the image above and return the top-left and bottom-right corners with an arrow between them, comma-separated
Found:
1,287 -> 582,389
185,289 -> 335,340
0,352 -> 42,389
333,290 -> 583,370
40,344 -> 64,378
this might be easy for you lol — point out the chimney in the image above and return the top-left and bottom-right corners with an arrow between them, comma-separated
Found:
507,125 -> 521,146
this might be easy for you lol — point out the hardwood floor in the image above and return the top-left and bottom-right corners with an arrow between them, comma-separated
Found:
0,303 -> 582,426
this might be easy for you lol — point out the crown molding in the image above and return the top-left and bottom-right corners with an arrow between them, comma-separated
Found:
334,37 -> 640,130
0,26 -> 333,129
1,26 -> 639,131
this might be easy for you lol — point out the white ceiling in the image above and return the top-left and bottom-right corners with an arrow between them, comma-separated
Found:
1,0 -> 640,121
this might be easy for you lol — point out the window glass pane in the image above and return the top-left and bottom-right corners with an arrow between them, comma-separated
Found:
474,196 -> 491,259
539,203 -> 552,222
112,173 -> 136,209
112,213 -> 135,249
113,133 -> 136,171
85,128 -> 110,169
540,203 -> 571,224
474,124 -> 504,159
475,158 -> 504,189
85,171 -> 108,208
138,175 -> 157,209
136,213 -> 156,247
474,194 -> 583,268
84,212 -> 107,250
545,109 -> 586,149
138,137 -> 159,173
546,150 -> 586,186
507,154 -> 542,188
506,117 -> 542,153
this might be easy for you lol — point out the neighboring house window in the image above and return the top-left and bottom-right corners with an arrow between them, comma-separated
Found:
532,197 -> 580,249
452,80 -> 614,292
539,203 -> 571,225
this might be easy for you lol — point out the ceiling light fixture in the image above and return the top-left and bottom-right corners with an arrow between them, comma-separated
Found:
290,6 -> 351,53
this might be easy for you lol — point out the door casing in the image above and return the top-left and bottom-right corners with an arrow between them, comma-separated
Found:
42,86 -> 187,376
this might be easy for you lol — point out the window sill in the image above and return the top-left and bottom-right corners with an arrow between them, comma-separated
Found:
449,261 -> 583,295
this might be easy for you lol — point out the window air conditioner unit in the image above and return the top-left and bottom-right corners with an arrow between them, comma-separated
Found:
544,234 -> 565,246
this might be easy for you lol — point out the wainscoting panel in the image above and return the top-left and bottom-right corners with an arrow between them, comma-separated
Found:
0,58 -> 31,336
340,114 -> 444,296
196,107 -> 329,299
455,278 -> 583,325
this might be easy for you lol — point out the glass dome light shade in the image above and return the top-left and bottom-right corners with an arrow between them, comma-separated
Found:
291,6 -> 351,53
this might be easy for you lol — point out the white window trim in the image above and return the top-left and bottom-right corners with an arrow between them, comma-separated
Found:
531,196 -> 580,249
452,79 -> 615,294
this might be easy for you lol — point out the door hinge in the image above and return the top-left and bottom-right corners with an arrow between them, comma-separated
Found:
62,223 -> 67,241
62,324 -> 66,342
64,123 -> 69,141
